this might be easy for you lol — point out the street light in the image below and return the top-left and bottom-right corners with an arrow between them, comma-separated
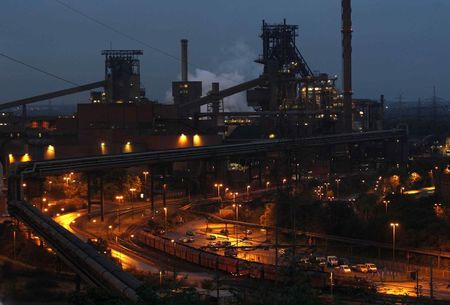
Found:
214,183 -> 223,201
232,192 -> 239,203
383,200 -> 391,214
115,195 -> 123,236
246,185 -> 251,199
335,178 -> 341,199
143,171 -> 149,199
266,181 -> 270,189
162,183 -> 167,207
282,178 -> 287,185
129,188 -> 136,217
163,207 -> 168,230
390,222 -> 399,261
232,202 -> 242,248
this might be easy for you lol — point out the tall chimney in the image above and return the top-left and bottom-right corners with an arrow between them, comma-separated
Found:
181,39 -> 188,82
342,0 -> 353,132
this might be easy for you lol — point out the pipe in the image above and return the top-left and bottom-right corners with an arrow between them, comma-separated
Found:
181,39 -> 188,82
342,0 -> 353,132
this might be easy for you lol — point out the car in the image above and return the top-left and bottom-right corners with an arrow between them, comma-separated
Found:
243,229 -> 252,235
352,264 -> 369,273
206,235 -> 216,240
327,256 -> 339,266
335,265 -> 351,273
224,247 -> 237,257
298,257 -> 311,265
221,241 -> 231,247
315,256 -> 327,266
207,242 -> 219,251
231,270 -> 250,277
365,263 -> 378,273
186,230 -> 195,236
231,269 -> 250,277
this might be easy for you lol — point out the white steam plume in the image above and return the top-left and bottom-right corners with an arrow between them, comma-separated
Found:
165,41 -> 261,112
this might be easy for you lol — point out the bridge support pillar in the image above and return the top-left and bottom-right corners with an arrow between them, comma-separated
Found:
87,173 -> 105,221
258,160 -> 263,187
247,160 -> 252,185
100,176 -> 104,222
87,174 -> 92,215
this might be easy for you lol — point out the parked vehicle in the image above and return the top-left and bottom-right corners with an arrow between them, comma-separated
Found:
315,256 -> 327,266
206,235 -> 216,240
222,241 -> 231,247
335,265 -> 352,273
327,256 -> 339,266
352,264 -> 368,273
243,229 -> 252,235
365,263 -> 378,273
299,257 -> 311,265
224,247 -> 237,257
208,242 -> 219,250
186,230 -> 195,236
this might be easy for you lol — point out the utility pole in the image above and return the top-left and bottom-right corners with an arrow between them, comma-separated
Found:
342,0 -> 353,132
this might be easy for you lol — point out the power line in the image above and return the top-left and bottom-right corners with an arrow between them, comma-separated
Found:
53,0 -> 184,63
0,52 -> 79,86
52,0 -> 241,85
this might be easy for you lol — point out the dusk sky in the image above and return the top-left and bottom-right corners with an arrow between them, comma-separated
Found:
1,0 -> 450,107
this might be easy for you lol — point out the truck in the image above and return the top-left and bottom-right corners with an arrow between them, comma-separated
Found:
327,256 -> 339,266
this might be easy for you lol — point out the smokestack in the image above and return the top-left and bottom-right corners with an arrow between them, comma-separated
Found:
181,39 -> 188,82
342,0 -> 353,132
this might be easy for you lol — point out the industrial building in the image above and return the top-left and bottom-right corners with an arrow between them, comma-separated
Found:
0,17 -> 387,177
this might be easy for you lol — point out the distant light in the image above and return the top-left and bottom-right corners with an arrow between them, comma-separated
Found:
268,133 -> 275,139
45,145 -> 55,160
21,153 -> 31,162
193,134 -> 202,146
124,141 -> 132,153
178,133 -> 188,147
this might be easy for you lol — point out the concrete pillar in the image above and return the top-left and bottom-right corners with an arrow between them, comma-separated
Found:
150,171 -> 155,213
87,174 -> 92,214
100,176 -> 104,222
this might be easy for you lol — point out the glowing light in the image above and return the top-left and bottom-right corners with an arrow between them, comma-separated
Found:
21,153 -> 31,162
45,145 -> 55,160
268,133 -> 276,139
100,142 -> 107,155
124,141 -> 132,153
178,133 -> 188,147
193,134 -> 202,146
8,154 -> 14,164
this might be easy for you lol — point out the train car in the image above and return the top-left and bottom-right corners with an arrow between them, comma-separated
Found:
199,252 -> 217,269
185,247 -> 200,265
